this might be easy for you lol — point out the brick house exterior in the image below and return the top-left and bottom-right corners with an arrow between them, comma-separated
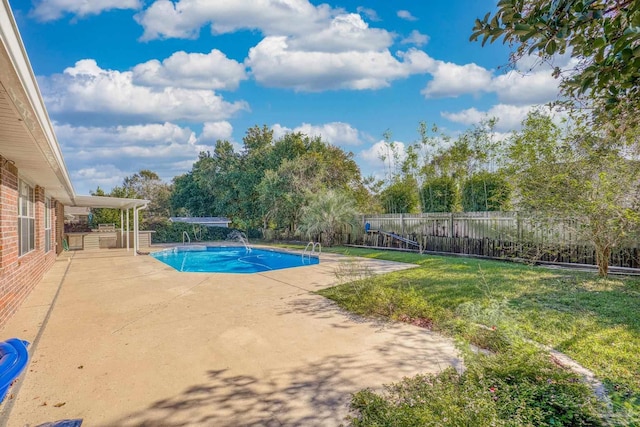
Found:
0,2 -> 149,330
0,158 -> 60,325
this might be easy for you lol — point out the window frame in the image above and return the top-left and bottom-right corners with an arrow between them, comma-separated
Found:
45,197 -> 52,253
18,179 -> 35,257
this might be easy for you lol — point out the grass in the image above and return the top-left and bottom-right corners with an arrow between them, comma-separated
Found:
311,246 -> 640,425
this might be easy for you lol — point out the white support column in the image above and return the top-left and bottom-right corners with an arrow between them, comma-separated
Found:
133,206 -> 138,256
126,209 -> 130,252
120,209 -> 124,248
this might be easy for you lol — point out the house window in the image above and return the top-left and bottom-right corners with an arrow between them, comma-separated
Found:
45,197 -> 51,252
18,180 -> 35,256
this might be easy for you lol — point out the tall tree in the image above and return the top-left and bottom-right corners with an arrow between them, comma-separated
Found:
89,170 -> 171,228
506,110 -> 640,276
471,0 -> 640,134
257,141 -> 366,234
417,119 -> 505,212
242,124 -> 273,153
122,169 -> 172,220
256,156 -> 319,234
192,142 -> 241,218
170,126 -> 367,235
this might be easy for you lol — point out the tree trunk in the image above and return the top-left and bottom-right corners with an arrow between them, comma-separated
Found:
325,231 -> 333,247
595,244 -> 611,277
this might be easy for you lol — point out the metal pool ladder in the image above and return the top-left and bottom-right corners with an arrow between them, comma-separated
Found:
302,241 -> 321,261
182,231 -> 191,245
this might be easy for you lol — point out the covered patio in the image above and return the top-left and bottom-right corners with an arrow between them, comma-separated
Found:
65,195 -> 151,253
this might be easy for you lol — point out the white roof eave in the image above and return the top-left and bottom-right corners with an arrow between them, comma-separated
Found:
0,0 -> 75,204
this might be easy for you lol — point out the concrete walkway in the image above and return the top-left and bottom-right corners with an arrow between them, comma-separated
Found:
0,248 -> 459,426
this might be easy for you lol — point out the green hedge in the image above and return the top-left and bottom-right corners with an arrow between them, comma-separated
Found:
462,172 -> 511,212
380,179 -> 419,214
421,177 -> 458,212
147,220 -> 240,243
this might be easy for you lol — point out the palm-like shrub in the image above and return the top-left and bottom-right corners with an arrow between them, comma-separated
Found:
298,190 -> 359,246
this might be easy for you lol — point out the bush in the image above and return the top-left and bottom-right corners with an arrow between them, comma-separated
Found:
320,278 -> 449,326
147,219 -> 241,243
380,179 -> 419,214
421,177 -> 458,212
349,343 -> 606,427
246,228 -> 262,239
462,172 -> 511,212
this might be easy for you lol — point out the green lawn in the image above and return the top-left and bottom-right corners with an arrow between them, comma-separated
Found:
312,246 -> 640,425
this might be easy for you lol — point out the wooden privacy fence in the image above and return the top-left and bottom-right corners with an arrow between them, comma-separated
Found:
343,212 -> 640,269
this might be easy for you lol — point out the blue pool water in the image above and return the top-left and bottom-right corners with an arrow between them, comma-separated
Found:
151,246 -> 319,273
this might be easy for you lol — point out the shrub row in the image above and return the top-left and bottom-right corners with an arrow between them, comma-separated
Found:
421,172 -> 510,212
146,220 -> 240,243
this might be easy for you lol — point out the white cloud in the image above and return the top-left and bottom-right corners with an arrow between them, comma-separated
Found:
287,14 -> 393,53
272,122 -> 362,146
55,121 -> 219,193
135,0 -> 337,41
132,49 -> 247,90
421,61 -> 493,98
298,122 -> 361,145
442,104 -> 570,133
242,13 -> 438,91
359,140 -> 407,170
417,55 -> 567,105
490,70 -> 560,105
441,104 -> 539,131
485,53 -> 581,105
201,121 -> 234,141
271,124 -> 292,141
401,30 -> 429,47
31,0 -> 141,21
40,59 -> 249,123
135,2 -> 437,93
356,6 -> 380,22
55,121 -> 201,159
397,10 -> 417,21
73,165 -> 125,193
247,39 -> 433,91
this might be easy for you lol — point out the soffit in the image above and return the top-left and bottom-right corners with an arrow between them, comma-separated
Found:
0,1 -> 75,205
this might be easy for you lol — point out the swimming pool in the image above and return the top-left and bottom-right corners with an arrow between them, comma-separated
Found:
151,246 -> 319,273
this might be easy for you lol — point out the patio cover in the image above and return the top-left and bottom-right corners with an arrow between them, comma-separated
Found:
73,195 -> 149,210
72,195 -> 150,255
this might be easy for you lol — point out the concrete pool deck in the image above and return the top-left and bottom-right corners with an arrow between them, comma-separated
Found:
0,248 -> 460,426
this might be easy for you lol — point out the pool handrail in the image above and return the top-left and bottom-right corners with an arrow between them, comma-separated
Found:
302,241 -> 321,261
182,231 -> 191,245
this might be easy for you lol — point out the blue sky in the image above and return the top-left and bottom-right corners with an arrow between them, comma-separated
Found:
11,0 -> 565,195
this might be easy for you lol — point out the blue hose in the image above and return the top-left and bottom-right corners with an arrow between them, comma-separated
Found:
0,338 -> 29,403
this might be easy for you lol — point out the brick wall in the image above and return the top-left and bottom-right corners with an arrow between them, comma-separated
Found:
0,158 -> 57,328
